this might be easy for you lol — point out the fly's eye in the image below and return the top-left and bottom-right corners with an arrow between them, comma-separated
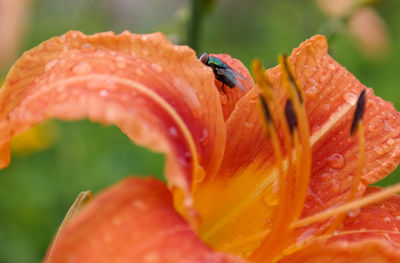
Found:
198,53 -> 209,64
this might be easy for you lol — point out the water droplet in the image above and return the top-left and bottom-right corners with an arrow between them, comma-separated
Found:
45,59 -> 59,72
199,128 -> 209,146
383,216 -> 391,223
116,56 -> 126,68
319,75 -> 327,82
387,138 -> 395,146
374,146 -> 384,155
131,200 -> 148,211
343,92 -> 357,105
368,122 -> 376,131
142,47 -> 150,56
168,126 -> 178,137
195,166 -> 206,183
220,94 -> 228,106
72,62 -> 92,75
136,67 -> 143,76
58,35 -> 66,43
328,63 -> 336,70
151,63 -> 163,73
347,208 -> 360,218
312,125 -> 320,133
81,42 -> 95,51
305,86 -> 317,98
263,194 -> 278,207
323,103 -> 330,111
99,89 -> 108,97
327,153 -> 345,169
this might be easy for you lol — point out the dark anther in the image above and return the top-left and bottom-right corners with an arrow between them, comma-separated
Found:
259,96 -> 273,124
285,99 -> 298,135
282,54 -> 303,104
350,89 -> 367,136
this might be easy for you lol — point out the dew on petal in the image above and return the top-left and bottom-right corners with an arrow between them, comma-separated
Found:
72,62 -> 92,75
220,94 -> 228,106
168,126 -> 178,137
135,67 -> 144,76
81,42 -> 95,51
195,166 -> 206,183
374,146 -> 384,155
131,200 -> 148,211
116,56 -> 127,69
328,63 -> 336,70
196,127 -> 206,142
387,138 -> 395,146
263,194 -> 278,207
368,121 -> 376,131
305,86 -> 318,99
347,208 -> 361,218
322,103 -> 330,111
327,153 -> 345,169
142,47 -> 150,56
343,92 -> 357,105
99,89 -> 109,97
383,216 -> 392,223
151,63 -> 163,73
45,59 -> 59,72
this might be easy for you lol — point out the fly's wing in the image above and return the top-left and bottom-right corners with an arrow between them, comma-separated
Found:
216,67 -> 247,92
229,68 -> 247,92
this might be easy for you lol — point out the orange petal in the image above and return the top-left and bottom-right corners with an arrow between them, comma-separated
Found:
45,177 -> 247,263
279,186 -> 400,262
0,31 -> 227,221
193,35 -> 400,255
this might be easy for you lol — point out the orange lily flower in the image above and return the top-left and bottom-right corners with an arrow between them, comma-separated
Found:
1,31 -> 400,262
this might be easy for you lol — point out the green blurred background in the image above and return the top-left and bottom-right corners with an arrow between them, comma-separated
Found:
0,0 -> 399,262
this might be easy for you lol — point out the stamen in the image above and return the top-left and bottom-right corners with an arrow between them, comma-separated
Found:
291,181 -> 400,229
350,90 -> 366,136
250,59 -> 296,263
279,55 -> 312,221
260,96 -> 273,125
324,90 -> 367,234
284,99 -> 298,135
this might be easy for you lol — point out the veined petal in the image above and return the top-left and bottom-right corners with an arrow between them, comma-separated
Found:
0,31 -> 227,221
279,187 -> 400,263
193,36 -> 400,255
45,177 -> 248,263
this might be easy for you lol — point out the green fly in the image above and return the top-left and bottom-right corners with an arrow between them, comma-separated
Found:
198,53 -> 246,92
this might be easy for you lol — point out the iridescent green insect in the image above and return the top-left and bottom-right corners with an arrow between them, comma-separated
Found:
198,52 -> 246,92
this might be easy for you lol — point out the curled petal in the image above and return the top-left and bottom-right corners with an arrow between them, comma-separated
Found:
45,177 -> 247,263
0,31 -> 227,221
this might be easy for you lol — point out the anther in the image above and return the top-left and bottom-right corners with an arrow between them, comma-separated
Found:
350,90 -> 366,136
284,99 -> 298,135
281,54 -> 303,104
259,96 -> 273,124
